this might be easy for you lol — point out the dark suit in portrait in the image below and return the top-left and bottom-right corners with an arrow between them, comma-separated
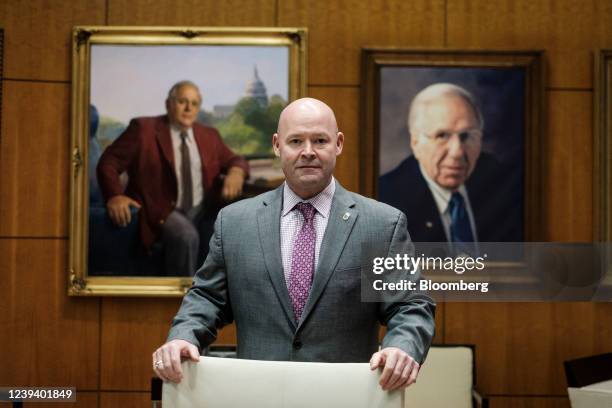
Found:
379,154 -> 522,243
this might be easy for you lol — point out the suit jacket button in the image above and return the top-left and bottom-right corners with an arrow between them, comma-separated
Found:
293,339 -> 302,350
159,219 -> 165,225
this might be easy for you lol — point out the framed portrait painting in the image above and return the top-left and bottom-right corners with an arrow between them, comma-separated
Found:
68,26 -> 307,296
361,49 -> 544,246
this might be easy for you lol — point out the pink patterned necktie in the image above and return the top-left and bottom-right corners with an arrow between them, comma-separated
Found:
288,202 -> 316,322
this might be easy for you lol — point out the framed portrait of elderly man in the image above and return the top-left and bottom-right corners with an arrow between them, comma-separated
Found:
361,49 -> 544,247
68,26 -> 307,296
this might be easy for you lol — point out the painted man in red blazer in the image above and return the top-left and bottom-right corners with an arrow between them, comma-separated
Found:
97,80 -> 249,276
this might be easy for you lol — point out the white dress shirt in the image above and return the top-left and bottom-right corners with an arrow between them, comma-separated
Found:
418,164 -> 479,242
170,126 -> 203,209
280,177 -> 336,285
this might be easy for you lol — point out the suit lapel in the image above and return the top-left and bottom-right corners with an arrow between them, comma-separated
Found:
298,183 -> 357,329
413,172 -> 446,242
155,116 -> 175,170
257,186 -> 296,331
400,160 -> 446,242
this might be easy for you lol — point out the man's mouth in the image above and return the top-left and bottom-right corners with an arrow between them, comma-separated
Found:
441,164 -> 466,172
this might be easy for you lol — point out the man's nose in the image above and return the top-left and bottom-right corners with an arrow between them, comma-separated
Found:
447,134 -> 465,157
301,141 -> 315,157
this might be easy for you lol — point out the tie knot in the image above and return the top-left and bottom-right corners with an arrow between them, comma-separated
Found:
180,131 -> 188,141
294,202 -> 316,223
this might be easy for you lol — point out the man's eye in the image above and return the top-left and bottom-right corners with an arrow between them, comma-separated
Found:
458,132 -> 470,142
435,132 -> 451,140
316,138 -> 327,144
290,139 -> 301,144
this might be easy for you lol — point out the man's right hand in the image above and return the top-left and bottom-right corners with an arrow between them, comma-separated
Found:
153,339 -> 200,383
106,195 -> 141,227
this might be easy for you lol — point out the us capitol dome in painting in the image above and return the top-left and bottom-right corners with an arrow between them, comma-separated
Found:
245,66 -> 269,107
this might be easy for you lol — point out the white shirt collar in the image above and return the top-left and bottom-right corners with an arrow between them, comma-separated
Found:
170,125 -> 194,142
282,177 -> 336,218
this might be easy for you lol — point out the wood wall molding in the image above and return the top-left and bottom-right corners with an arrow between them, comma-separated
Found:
279,0 -> 446,85
107,0 -> 276,26
488,396 -> 570,408
100,298 -> 182,390
447,0 -> 612,88
0,239 -> 99,389
0,0 -> 105,82
0,81 -> 70,237
544,91 -> 593,241
445,302 -> 612,395
99,392 -> 148,408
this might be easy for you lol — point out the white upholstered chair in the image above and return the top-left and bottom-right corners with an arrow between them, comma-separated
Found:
565,352 -> 612,408
155,344 -> 488,408
404,345 -> 487,408
162,356 -> 403,408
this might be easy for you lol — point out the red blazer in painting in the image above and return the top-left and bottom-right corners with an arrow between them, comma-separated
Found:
97,115 -> 249,249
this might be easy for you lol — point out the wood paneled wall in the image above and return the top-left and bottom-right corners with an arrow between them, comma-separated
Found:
1,1 -> 611,406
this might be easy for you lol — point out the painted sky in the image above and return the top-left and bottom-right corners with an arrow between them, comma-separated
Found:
91,45 -> 289,124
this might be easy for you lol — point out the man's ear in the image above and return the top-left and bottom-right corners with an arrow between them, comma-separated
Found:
272,133 -> 280,157
410,133 -> 422,161
410,133 -> 418,150
335,132 -> 345,155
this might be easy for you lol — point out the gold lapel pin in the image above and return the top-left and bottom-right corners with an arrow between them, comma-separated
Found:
425,221 -> 433,228
343,212 -> 351,221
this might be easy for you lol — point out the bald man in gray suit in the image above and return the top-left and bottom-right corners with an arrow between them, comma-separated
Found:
153,98 -> 435,392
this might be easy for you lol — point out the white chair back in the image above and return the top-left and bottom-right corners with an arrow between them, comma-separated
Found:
404,346 -> 474,408
568,379 -> 612,408
163,356 -> 403,408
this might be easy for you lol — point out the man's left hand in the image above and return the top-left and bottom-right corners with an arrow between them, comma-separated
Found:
370,347 -> 420,391
222,167 -> 245,201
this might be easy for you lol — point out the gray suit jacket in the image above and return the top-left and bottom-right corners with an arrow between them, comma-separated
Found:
168,183 -> 435,363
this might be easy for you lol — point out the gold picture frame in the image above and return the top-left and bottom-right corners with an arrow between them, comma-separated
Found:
68,26 -> 307,296
594,49 -> 612,292
0,28 -> 4,148
594,49 -> 612,242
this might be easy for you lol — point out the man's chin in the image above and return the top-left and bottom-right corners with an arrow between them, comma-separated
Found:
297,174 -> 324,185
437,176 -> 465,190
286,175 -> 330,198
178,118 -> 196,129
